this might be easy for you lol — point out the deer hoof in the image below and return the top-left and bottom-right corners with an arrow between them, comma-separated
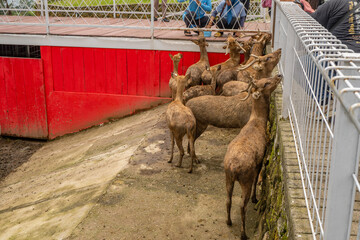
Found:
252,197 -> 258,204
226,219 -> 232,226
241,232 -> 248,240
187,168 -> 193,173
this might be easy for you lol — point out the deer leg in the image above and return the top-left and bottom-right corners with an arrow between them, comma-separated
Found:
168,131 -> 174,163
187,134 -> 196,173
252,166 -> 262,204
239,183 -> 251,240
175,136 -> 184,168
187,122 -> 208,163
226,173 -> 235,226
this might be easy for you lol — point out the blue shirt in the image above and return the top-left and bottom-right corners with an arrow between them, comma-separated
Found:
211,0 -> 246,20
178,0 -> 212,20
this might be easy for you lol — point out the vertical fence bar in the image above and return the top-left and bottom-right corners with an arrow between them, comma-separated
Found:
44,0 -> 50,34
113,0 -> 116,18
150,0 -> 155,39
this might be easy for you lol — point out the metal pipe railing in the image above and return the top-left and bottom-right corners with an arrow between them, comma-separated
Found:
272,1 -> 360,239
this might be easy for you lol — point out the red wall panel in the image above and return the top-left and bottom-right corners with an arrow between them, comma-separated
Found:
0,57 -> 47,139
1,46 -> 239,139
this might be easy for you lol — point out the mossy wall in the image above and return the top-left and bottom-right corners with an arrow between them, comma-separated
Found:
257,92 -> 288,240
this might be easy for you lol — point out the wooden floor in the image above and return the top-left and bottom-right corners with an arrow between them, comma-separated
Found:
0,16 -> 270,42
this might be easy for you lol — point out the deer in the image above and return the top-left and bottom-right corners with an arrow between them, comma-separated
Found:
169,53 -> 183,100
215,33 -> 274,91
182,65 -> 222,103
224,74 -> 283,240
220,48 -> 282,96
166,72 -> 198,173
201,34 -> 246,85
185,32 -> 210,89
184,64 -> 282,153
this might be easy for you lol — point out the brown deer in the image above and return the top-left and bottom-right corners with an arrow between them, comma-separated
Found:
201,34 -> 246,85
185,32 -> 210,89
166,73 -> 198,173
182,65 -> 221,103
224,74 -> 282,240
169,53 -> 183,100
216,34 -> 274,90
185,68 -> 282,153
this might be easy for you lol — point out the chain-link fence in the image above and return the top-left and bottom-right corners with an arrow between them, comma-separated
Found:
0,0 -> 270,36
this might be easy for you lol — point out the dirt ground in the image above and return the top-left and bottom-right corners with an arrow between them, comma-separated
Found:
0,137 -> 45,181
0,104 -> 262,240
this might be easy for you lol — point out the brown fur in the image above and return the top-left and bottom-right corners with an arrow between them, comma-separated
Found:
169,53 -> 183,100
201,35 -> 244,85
216,35 -> 276,91
237,48 -> 282,83
182,65 -> 221,103
166,73 -> 198,173
185,33 -> 209,89
224,74 -> 282,240
221,49 -> 281,96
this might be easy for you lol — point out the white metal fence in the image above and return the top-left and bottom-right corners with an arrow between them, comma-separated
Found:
0,0 -> 269,36
272,1 -> 360,239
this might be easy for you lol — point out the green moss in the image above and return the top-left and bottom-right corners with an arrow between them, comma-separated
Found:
258,93 -> 288,239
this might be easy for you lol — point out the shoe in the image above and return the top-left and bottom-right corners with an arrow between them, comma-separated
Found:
184,30 -> 192,36
214,32 -> 223,37
153,17 -> 158,21
162,17 -> 170,22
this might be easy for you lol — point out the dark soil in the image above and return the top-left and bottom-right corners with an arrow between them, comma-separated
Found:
0,136 -> 45,181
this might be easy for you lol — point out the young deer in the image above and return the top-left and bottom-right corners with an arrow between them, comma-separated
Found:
185,32 -> 210,89
182,65 -> 221,103
166,73 -> 198,173
169,53 -> 183,100
224,74 -> 283,240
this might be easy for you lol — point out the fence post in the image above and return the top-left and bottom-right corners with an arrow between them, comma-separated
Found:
44,0 -> 50,35
113,0 -> 116,18
324,59 -> 360,239
150,0 -> 154,39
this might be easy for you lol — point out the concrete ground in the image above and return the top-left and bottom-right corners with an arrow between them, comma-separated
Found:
0,104 -> 261,240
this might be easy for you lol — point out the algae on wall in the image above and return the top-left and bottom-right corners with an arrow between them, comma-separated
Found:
257,93 -> 288,240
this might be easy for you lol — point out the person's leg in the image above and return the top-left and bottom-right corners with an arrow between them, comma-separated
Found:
154,0 -> 159,19
184,11 -> 197,28
198,15 -> 210,28
214,17 -> 229,36
162,0 -> 169,22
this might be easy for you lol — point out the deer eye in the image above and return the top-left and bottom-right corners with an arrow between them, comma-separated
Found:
266,57 -> 271,61
263,82 -> 271,88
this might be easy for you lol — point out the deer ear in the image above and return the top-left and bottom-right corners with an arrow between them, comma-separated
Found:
252,91 -> 261,99
169,53 -> 173,60
184,73 -> 191,81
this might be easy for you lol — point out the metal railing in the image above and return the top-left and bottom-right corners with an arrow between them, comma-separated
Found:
0,0 -> 269,37
272,1 -> 360,239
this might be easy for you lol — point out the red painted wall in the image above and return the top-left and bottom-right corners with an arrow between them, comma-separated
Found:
1,46 -> 238,139
0,57 -> 48,139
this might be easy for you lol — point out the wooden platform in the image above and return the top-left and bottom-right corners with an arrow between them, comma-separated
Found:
0,16 -> 270,42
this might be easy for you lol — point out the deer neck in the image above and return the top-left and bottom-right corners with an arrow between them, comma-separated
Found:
210,75 -> 217,90
249,95 -> 270,124
229,50 -> 240,63
175,80 -> 186,104
173,60 -> 180,74
199,45 -> 209,64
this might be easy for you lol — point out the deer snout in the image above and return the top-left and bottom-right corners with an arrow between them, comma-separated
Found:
276,74 -> 283,79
